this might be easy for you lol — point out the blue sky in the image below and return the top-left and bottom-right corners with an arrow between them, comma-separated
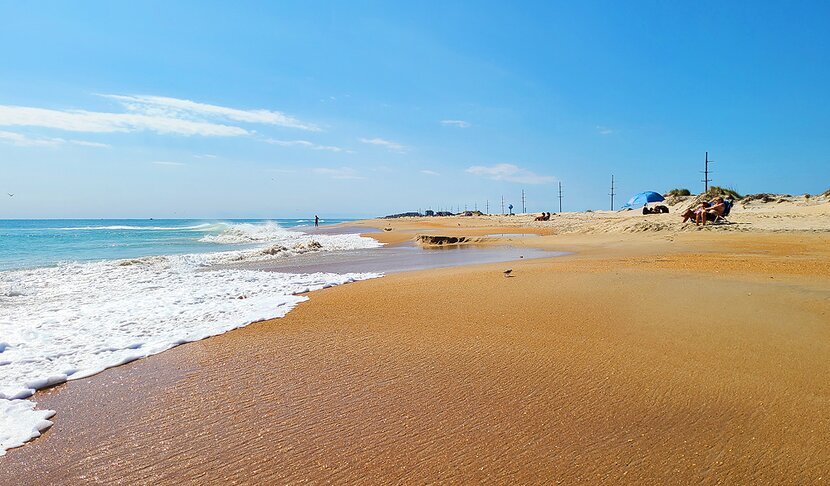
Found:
1,1 -> 828,218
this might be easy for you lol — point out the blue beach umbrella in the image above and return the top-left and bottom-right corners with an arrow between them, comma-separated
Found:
620,191 -> 665,209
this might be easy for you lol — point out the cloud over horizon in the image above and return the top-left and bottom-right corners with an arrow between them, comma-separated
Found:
265,139 -> 348,152
440,120 -> 470,128
311,167 -> 364,179
151,160 -> 186,166
466,163 -> 555,185
358,137 -> 407,153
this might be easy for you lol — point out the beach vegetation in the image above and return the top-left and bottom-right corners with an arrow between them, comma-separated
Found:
706,186 -> 742,199
665,188 -> 691,197
743,193 -> 776,203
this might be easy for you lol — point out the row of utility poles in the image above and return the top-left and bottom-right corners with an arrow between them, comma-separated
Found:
441,183 -> 564,216
426,152 -> 714,214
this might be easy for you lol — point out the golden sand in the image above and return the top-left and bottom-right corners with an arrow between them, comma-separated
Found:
2,205 -> 830,484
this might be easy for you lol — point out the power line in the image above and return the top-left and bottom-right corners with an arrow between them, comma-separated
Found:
558,181 -> 563,213
521,189 -> 526,214
501,195 -> 505,215
702,151 -> 714,193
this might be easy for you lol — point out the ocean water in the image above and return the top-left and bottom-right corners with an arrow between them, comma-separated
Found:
0,219 -> 382,455
0,219 -> 353,271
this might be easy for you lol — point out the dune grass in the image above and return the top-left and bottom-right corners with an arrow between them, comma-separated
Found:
706,186 -> 742,199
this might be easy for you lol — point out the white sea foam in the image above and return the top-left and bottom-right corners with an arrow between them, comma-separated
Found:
0,224 -> 383,455
199,221 -> 304,244
0,400 -> 55,454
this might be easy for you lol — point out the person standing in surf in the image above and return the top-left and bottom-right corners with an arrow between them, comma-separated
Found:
315,215 -> 319,227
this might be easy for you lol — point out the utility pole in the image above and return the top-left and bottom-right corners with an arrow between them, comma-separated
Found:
521,190 -> 526,214
702,151 -> 713,193
610,175 -> 616,211
558,182 -> 563,213
485,200 -> 489,214
501,196 -> 505,215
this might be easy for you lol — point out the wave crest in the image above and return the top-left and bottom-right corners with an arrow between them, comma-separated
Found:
199,221 -> 299,244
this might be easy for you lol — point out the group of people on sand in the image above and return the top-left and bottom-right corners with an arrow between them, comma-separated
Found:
534,212 -> 552,221
680,196 -> 727,225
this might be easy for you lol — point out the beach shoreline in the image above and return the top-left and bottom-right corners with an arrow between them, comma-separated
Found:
2,203 -> 830,484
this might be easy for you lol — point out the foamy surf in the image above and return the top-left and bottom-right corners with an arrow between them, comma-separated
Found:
198,221 -> 308,244
0,221 -> 383,455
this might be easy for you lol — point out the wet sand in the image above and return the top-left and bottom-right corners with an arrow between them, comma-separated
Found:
2,226 -> 830,484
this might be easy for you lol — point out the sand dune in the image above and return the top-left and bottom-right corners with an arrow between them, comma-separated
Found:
365,194 -> 830,237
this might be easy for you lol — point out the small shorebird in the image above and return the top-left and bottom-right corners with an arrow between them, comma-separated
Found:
503,269 -> 512,277
7,193 -> 13,197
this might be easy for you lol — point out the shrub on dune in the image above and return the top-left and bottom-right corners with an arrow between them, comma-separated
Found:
706,186 -> 742,199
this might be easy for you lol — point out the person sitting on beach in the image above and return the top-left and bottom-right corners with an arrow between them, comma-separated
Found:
701,197 -> 726,225
643,205 -> 669,215
681,202 -> 709,223
681,197 -> 726,225
535,213 -> 546,221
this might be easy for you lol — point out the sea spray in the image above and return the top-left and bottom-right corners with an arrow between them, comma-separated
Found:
0,220 -> 383,455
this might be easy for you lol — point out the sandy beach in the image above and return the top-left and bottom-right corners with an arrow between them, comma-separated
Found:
3,197 -> 830,484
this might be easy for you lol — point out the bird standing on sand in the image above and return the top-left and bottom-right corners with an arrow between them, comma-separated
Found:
503,269 -> 512,277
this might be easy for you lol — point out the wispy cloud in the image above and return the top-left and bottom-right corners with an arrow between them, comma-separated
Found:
358,137 -> 407,153
265,139 -> 348,153
466,163 -> 555,185
311,167 -> 364,179
420,169 -> 440,176
0,94 -> 318,139
151,161 -> 186,166
265,168 -> 296,174
440,120 -> 470,128
0,105 -> 248,136
101,94 -> 319,131
0,130 -> 63,147
69,140 -> 110,148
596,125 -> 614,135
0,130 -> 109,147
193,154 -> 217,159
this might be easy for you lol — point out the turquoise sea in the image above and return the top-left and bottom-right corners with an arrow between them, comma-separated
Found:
0,218 -> 352,271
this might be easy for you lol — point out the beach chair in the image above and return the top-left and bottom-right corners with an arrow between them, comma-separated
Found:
710,199 -> 734,224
